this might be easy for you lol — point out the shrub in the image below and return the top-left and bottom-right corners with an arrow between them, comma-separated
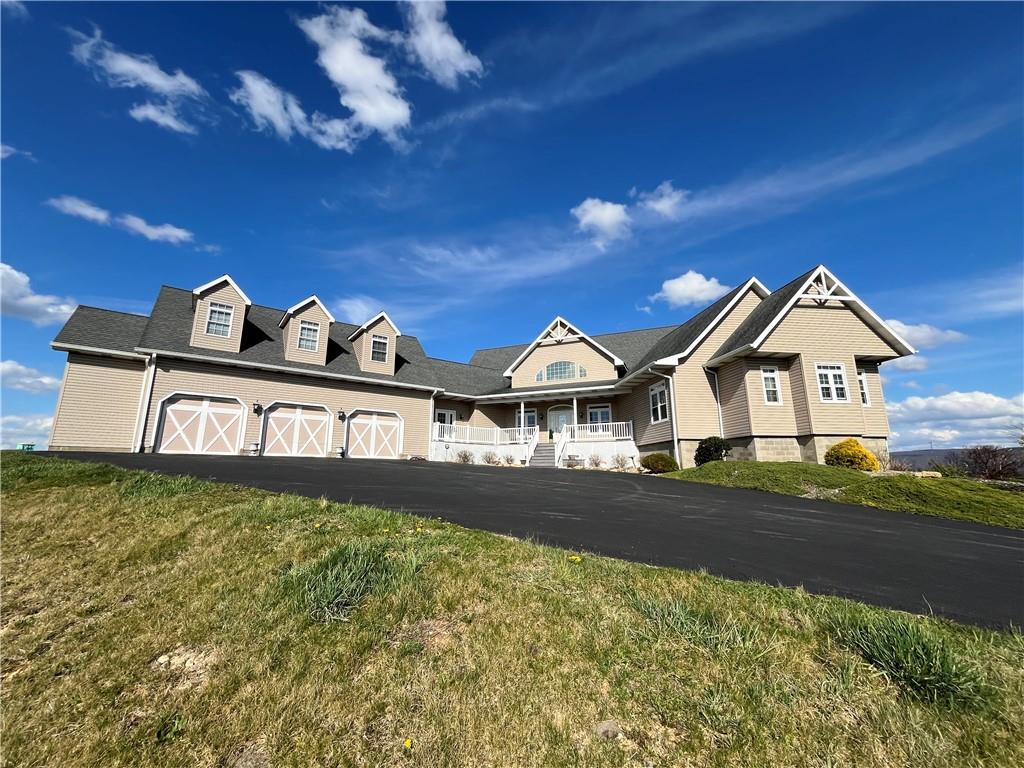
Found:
694,437 -> 731,467
641,452 -> 678,474
503,453 -> 516,466
455,450 -> 474,464
824,438 -> 881,471
825,608 -> 992,709
962,445 -> 1021,480
928,460 -> 966,478
481,451 -> 501,466
587,454 -> 603,469
610,454 -> 631,470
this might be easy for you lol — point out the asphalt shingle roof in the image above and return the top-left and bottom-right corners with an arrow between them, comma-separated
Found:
709,268 -> 817,363
52,306 -> 150,355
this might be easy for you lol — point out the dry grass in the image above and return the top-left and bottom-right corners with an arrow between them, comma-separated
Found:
2,452 -> 1022,767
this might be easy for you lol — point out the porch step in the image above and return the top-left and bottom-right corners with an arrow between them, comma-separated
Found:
529,443 -> 557,468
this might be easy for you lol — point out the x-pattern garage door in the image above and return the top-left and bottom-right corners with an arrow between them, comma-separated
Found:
347,412 -> 401,459
262,405 -> 330,457
159,396 -> 244,455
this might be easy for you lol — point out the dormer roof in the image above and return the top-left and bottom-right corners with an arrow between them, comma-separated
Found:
346,310 -> 402,341
277,295 -> 336,328
192,274 -> 252,306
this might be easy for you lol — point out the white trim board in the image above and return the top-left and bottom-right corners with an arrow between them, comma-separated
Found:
278,295 -> 336,327
193,274 -> 252,306
346,310 -> 402,341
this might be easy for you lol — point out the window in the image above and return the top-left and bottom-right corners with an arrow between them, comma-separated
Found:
579,366 -> 588,379
587,405 -> 611,431
371,334 -> 389,363
650,383 -> 669,423
545,360 -> 576,381
205,302 -> 233,337
761,366 -> 782,405
535,369 -> 544,382
816,363 -> 849,403
858,369 -> 871,406
515,409 -> 538,428
297,320 -> 320,352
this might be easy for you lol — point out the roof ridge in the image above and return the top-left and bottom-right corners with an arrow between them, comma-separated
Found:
72,304 -> 150,319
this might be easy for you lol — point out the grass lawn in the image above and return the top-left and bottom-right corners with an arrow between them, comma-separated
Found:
3,452 -> 1022,767
666,461 -> 1024,529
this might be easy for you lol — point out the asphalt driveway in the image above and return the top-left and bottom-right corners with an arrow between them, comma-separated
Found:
49,452 -> 1023,628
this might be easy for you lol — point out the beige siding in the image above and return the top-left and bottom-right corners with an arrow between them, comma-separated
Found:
858,364 -> 890,437
468,405 -> 503,429
717,360 -> 750,438
352,316 -> 397,376
744,360 -> 799,435
674,290 -> 763,439
760,305 -> 899,358
510,339 -> 617,388
189,282 -> 246,354
283,302 -> 331,366
49,353 -> 146,451
142,360 -> 432,457
796,353 -> 867,435
619,380 -> 672,446
789,357 -> 812,433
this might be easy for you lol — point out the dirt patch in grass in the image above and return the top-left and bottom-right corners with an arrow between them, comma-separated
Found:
149,645 -> 222,691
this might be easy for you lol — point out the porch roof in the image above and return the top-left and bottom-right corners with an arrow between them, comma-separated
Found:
467,379 -> 627,402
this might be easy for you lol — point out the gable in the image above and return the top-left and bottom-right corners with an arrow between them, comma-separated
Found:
759,304 -> 902,358
685,290 -> 764,363
503,316 -> 623,378
510,337 -> 618,388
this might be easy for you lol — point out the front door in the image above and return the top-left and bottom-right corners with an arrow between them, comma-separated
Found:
548,406 -> 572,438
435,409 -> 456,440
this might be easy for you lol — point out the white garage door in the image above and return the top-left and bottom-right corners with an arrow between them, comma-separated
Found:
262,404 -> 330,457
347,412 -> 402,459
158,395 -> 245,455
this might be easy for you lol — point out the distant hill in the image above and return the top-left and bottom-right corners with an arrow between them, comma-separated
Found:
892,447 -> 1024,473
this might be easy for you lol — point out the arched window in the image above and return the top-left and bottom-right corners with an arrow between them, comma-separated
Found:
545,361 -> 576,381
579,366 -> 587,378
535,369 -> 544,382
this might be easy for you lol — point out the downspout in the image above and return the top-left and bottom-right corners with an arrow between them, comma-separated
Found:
427,389 -> 439,460
651,369 -> 680,467
710,368 -> 725,437
132,353 -> 158,452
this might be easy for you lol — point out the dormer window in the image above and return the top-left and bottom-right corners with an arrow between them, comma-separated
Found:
371,334 -> 389,363
297,320 -> 320,352
205,302 -> 233,337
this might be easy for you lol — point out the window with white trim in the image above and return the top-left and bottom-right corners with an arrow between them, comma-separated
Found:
816,363 -> 849,402
857,369 -> 870,406
515,409 -> 538,428
761,366 -> 781,405
297,320 -> 320,352
545,360 -> 576,381
650,383 -> 669,423
579,365 -> 587,379
535,369 -> 544,382
371,334 -> 389,363
205,302 -> 233,337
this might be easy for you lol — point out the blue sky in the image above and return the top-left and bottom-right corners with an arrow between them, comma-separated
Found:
2,1 -> 1021,450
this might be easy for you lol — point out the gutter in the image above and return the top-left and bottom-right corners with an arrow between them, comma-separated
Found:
651,369 -> 680,467
51,342 -> 148,361
133,347 -> 443,394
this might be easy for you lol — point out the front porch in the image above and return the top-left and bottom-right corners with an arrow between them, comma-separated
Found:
430,392 -> 640,468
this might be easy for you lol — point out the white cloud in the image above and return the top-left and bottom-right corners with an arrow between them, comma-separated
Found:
0,264 -> 77,326
1,143 -> 34,161
570,198 -> 631,248
69,27 -> 205,134
334,295 -> 381,325
0,414 -> 53,449
884,355 -> 929,372
401,1 -> 482,90
638,181 -> 688,220
129,102 -> 197,134
116,214 -> 193,244
885,320 -> 967,349
887,391 -> 1024,450
229,70 -> 358,152
296,6 -> 411,147
1,1 -> 28,20
46,195 -> 111,224
650,270 -> 731,307
636,304 -> 653,315
1,360 -> 61,393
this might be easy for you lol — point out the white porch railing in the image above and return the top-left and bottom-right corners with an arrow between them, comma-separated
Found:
432,422 -> 538,445
561,422 -> 633,441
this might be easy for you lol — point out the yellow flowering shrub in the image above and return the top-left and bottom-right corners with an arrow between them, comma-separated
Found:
824,438 -> 881,471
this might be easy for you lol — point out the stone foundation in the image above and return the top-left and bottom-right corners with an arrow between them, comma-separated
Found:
716,435 -> 889,465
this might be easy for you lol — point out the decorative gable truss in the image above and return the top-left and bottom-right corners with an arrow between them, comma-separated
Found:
502,316 -> 624,377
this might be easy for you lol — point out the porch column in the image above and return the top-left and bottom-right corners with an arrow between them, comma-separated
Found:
520,401 -> 525,442
572,396 -> 577,425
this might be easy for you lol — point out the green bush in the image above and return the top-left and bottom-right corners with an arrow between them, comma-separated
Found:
694,437 -> 731,467
641,452 -> 678,474
825,608 -> 992,710
824,438 -> 881,471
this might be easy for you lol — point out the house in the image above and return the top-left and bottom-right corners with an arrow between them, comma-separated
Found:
47,265 -> 915,468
